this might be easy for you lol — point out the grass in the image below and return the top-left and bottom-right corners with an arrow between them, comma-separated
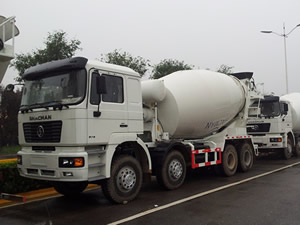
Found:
0,145 -> 21,155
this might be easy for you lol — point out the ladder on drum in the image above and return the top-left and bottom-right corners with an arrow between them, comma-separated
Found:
0,16 -> 19,83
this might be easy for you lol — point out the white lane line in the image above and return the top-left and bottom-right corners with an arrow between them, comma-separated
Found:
108,161 -> 300,225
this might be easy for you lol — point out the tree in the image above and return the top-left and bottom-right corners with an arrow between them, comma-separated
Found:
217,64 -> 234,75
0,86 -> 22,146
101,49 -> 150,77
11,31 -> 81,82
151,59 -> 193,79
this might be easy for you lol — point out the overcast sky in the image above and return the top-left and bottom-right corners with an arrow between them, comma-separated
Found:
3,0 -> 300,95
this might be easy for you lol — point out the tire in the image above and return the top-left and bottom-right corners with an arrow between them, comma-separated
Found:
157,151 -> 186,190
283,138 -> 293,160
101,155 -> 142,204
53,181 -> 88,196
238,142 -> 254,172
222,144 -> 238,177
0,39 -> 3,51
293,139 -> 300,157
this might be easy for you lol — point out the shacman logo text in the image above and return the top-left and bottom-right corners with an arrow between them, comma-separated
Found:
29,115 -> 52,121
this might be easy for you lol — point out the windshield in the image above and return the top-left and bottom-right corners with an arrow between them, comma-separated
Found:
21,69 -> 86,109
261,101 -> 281,117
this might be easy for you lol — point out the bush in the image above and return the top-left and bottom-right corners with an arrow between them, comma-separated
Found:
0,160 -> 51,194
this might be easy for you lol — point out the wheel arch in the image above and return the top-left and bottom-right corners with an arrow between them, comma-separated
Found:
150,142 -> 190,175
105,134 -> 152,178
225,139 -> 254,153
112,139 -> 152,174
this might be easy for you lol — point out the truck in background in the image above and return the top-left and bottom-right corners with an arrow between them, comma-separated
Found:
0,15 -> 19,83
247,93 -> 300,159
15,57 -> 262,203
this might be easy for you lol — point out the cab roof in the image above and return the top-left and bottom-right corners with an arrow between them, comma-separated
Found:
86,59 -> 140,77
22,57 -> 140,80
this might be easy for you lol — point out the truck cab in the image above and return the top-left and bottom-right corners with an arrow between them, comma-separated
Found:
247,95 -> 296,159
17,57 -> 152,202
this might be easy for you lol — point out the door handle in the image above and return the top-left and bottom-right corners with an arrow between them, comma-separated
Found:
120,124 -> 128,128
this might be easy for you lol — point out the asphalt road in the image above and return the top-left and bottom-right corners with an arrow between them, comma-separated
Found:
1,155 -> 300,225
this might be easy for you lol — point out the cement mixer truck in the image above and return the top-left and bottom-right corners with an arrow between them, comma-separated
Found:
15,57 -> 262,203
247,93 -> 300,159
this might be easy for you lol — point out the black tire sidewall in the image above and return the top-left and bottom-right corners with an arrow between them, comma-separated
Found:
239,143 -> 254,172
104,156 -> 142,203
283,139 -> 293,159
222,145 -> 238,176
159,151 -> 186,190
0,39 -> 3,50
53,181 -> 88,196
293,140 -> 300,157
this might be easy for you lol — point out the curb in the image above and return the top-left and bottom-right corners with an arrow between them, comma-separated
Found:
0,158 -> 17,163
0,184 -> 100,208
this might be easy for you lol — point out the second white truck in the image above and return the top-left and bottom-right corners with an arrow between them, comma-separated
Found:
247,93 -> 300,159
16,57 -> 261,203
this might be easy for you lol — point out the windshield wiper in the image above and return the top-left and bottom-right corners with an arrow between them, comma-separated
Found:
20,103 -> 49,112
48,101 -> 69,110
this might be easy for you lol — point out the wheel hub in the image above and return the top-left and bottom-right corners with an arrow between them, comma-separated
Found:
168,159 -> 183,180
117,166 -> 136,191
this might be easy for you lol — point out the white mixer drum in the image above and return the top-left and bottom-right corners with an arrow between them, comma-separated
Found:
157,70 -> 246,138
281,93 -> 300,132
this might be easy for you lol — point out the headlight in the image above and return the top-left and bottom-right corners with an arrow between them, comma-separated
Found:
270,138 -> 282,142
59,157 -> 84,168
17,155 -> 22,165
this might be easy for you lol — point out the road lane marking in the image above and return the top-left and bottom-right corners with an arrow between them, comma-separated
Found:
108,161 -> 300,225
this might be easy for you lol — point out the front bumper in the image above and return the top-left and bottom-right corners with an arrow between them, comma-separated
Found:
252,135 -> 285,150
17,147 -> 89,182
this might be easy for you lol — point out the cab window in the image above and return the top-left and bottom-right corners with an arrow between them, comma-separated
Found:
90,73 -> 124,105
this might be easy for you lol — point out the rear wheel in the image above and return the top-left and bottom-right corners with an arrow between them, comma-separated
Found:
293,139 -> 300,157
222,144 -> 238,176
238,142 -> 254,172
53,181 -> 88,196
102,155 -> 142,204
157,151 -> 186,190
283,138 -> 293,160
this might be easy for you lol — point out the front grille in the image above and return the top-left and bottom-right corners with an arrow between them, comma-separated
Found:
41,170 -> 55,176
247,123 -> 271,133
23,121 -> 62,143
27,169 -> 38,175
32,146 -> 56,151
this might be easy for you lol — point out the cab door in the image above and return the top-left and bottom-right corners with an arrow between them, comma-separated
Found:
87,70 -> 128,144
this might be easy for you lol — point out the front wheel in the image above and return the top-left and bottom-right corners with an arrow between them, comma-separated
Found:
102,155 -> 142,204
53,181 -> 88,196
238,142 -> 254,172
283,139 -> 293,160
222,144 -> 238,177
157,151 -> 186,190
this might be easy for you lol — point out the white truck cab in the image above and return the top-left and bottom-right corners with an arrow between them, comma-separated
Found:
17,57 -> 152,202
247,95 -> 299,159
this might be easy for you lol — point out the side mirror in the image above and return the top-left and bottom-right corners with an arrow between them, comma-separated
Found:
283,103 -> 289,114
93,75 -> 107,118
96,76 -> 107,94
281,103 -> 288,115
5,84 -> 15,92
